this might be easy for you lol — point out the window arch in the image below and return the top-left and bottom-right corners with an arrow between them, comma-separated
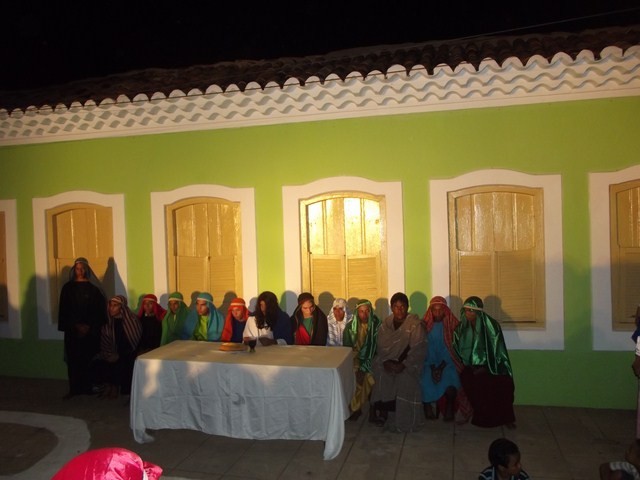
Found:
283,177 -> 403,316
430,170 -> 563,350
150,185 -> 257,309
33,191 -> 126,340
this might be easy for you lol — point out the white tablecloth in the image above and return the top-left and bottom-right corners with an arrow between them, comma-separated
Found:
130,340 -> 355,460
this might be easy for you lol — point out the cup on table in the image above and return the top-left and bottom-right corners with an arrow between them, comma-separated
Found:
245,337 -> 257,352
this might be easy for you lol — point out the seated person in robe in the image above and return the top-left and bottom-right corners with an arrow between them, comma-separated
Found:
291,292 -> 328,345
221,297 -> 249,343
420,295 -> 471,423
182,292 -> 224,341
160,291 -> 188,346
243,291 -> 293,346
327,298 -> 352,346
98,295 -> 142,399
136,293 -> 166,355
453,296 -> 516,428
371,292 -> 427,432
343,299 -> 381,421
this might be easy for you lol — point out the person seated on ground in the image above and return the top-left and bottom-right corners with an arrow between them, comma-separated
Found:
97,295 -> 142,399
479,438 -> 530,480
327,298 -> 352,346
343,299 -> 381,421
453,296 -> 516,428
291,292 -> 328,345
182,292 -> 224,341
421,295 -> 472,423
221,297 -> 249,343
52,447 -> 162,480
136,293 -> 166,355
57,257 -> 107,399
243,291 -> 293,346
370,292 -> 427,432
160,291 -> 188,346
600,439 -> 640,480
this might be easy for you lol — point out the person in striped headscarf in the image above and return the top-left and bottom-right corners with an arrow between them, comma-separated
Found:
343,299 -> 381,421
98,295 -> 142,399
221,297 -> 250,343
420,296 -> 471,423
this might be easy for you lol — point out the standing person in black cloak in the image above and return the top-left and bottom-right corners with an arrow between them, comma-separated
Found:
57,257 -> 107,399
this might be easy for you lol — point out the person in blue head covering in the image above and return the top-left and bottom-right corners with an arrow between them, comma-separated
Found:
182,292 -> 224,341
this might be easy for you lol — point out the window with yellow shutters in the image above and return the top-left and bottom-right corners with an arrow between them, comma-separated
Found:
448,185 -> 545,328
609,180 -> 640,331
46,203 -> 114,321
166,197 -> 243,304
300,193 -> 387,314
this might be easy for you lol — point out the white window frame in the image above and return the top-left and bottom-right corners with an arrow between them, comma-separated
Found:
33,191 -> 127,340
150,185 -> 257,307
0,199 -> 21,339
430,169 -> 564,350
283,177 -> 404,314
590,165 -> 640,350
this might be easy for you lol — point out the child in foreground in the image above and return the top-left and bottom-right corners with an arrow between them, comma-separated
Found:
479,438 -> 530,480
599,439 -> 640,480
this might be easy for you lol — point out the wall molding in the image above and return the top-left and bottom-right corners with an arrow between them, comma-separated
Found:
1,47 -> 639,146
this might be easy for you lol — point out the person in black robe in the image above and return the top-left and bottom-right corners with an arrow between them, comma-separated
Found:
57,257 -> 107,399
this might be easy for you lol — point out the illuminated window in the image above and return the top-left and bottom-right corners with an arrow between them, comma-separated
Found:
300,193 -> 387,313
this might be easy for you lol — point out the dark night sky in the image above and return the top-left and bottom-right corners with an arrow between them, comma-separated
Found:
2,1 -> 639,91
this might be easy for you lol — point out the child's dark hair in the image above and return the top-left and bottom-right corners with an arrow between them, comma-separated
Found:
488,438 -> 520,467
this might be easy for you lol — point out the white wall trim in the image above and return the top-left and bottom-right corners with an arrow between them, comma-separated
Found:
590,165 -> 640,350
1,47 -> 638,146
150,185 -> 257,306
430,170 -> 564,350
32,191 -> 127,340
282,177 -> 404,314
0,199 -> 21,338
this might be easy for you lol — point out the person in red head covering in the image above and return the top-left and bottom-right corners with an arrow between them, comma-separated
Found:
421,296 -> 472,423
136,294 -> 167,355
221,297 -> 249,343
52,447 -> 162,479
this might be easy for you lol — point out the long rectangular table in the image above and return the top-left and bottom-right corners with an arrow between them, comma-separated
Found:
130,340 -> 355,460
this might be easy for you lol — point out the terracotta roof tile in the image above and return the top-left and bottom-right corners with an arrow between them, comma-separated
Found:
1,25 -> 638,112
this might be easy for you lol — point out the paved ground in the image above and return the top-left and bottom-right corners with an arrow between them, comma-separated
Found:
0,376 -> 635,479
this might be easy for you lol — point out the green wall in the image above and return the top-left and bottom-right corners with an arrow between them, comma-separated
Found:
1,97 -> 639,409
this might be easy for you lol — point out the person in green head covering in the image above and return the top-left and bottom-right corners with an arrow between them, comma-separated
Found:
343,299 -> 381,421
161,292 -> 188,345
182,292 -> 224,341
452,296 -> 516,428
